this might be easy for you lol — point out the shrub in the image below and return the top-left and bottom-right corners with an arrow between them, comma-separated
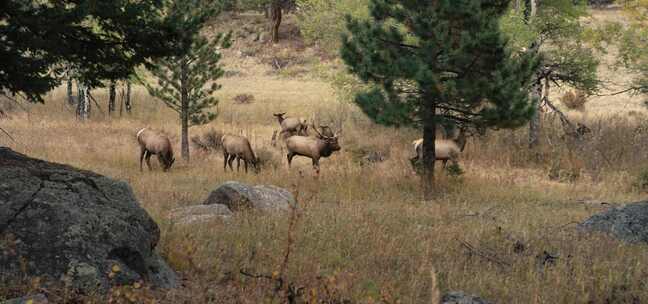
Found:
191,129 -> 223,153
548,157 -> 582,183
233,93 -> 255,105
560,90 -> 588,111
295,0 -> 369,51
633,168 -> 648,192
255,147 -> 281,170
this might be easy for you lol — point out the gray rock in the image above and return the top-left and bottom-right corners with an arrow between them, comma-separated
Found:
3,293 -> 48,304
168,204 -> 233,225
441,291 -> 493,304
203,181 -> 294,212
0,148 -> 177,293
580,200 -> 648,244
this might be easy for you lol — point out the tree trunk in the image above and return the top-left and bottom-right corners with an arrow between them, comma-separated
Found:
119,85 -> 124,117
514,0 -> 522,10
523,0 -> 536,22
270,1 -> 282,43
77,83 -> 90,121
528,76 -> 543,148
108,80 -> 116,114
525,0 -> 541,149
180,60 -> 190,162
125,82 -> 132,113
422,101 -> 437,200
67,75 -> 74,105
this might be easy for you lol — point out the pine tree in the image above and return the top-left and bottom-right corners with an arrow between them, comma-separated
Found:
142,0 -> 231,162
341,0 -> 538,198
1,0 -> 183,102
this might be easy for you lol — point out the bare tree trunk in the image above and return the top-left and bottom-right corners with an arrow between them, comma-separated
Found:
77,83 -> 90,121
514,0 -> 521,10
125,82 -> 132,113
108,80 -> 116,115
67,73 -> 75,105
270,1 -> 282,43
422,101 -> 437,200
525,0 -> 542,149
528,78 -> 543,148
180,60 -> 190,162
119,85 -> 124,117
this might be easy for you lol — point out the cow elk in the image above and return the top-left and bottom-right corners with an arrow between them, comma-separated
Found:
273,112 -> 308,137
222,134 -> 260,174
285,124 -> 341,175
411,128 -> 467,169
137,127 -> 175,172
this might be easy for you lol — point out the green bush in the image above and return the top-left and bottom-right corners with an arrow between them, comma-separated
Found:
295,0 -> 369,50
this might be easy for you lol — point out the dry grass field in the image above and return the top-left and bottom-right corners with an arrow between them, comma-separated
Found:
3,9 -> 648,304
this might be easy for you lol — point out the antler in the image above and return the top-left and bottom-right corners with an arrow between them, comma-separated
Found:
311,122 -> 325,138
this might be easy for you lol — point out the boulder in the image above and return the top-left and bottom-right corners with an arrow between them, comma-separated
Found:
441,291 -> 493,304
580,201 -> 648,244
168,204 -> 233,225
0,148 -> 177,293
203,181 -> 294,212
3,293 -> 48,304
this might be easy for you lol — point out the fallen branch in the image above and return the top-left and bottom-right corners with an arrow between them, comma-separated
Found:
0,126 -> 17,144
458,239 -> 511,268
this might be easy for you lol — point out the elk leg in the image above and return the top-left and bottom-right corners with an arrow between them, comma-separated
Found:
145,152 -> 153,171
139,147 -> 146,172
312,158 -> 320,176
227,154 -> 235,171
442,159 -> 448,169
223,152 -> 228,171
287,152 -> 295,168
157,154 -> 167,171
244,159 -> 249,173
236,156 -> 241,172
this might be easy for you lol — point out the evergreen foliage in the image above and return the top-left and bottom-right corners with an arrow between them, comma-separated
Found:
341,0 -> 539,130
341,0 -> 539,195
0,0 -> 181,102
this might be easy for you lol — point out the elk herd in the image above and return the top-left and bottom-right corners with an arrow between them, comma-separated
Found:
136,112 -> 466,175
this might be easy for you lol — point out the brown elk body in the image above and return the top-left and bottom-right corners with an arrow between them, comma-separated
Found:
285,126 -> 340,175
137,128 -> 175,172
273,113 -> 308,137
411,128 -> 466,168
222,134 -> 260,173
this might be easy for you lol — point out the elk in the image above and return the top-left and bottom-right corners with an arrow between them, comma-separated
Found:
411,128 -> 467,168
273,112 -> 308,137
221,134 -> 260,174
285,124 -> 341,175
137,127 -> 175,172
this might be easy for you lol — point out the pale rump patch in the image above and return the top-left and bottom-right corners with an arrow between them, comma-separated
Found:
136,127 -> 148,139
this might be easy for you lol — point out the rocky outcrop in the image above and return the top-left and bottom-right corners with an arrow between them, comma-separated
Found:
0,148 -> 177,293
580,201 -> 648,244
203,181 -> 294,212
